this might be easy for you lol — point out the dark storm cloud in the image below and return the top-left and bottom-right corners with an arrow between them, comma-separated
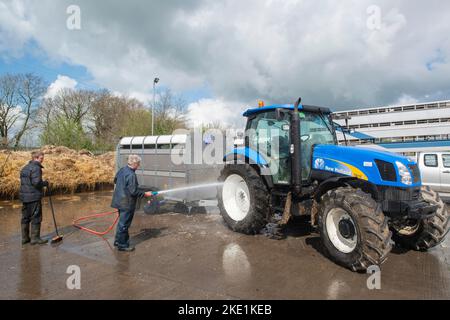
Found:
1,0 -> 450,125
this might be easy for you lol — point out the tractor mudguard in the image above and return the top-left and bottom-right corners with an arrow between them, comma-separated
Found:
313,175 -> 379,202
224,147 -> 268,165
223,148 -> 274,189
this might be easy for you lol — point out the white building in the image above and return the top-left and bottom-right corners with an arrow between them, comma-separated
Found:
333,100 -> 450,157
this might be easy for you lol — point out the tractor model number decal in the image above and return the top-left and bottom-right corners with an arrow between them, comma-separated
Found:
313,157 -> 368,181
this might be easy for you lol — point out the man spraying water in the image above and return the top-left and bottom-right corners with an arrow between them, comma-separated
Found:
111,154 -> 153,252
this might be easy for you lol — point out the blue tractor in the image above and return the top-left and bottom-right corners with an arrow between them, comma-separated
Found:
218,98 -> 449,271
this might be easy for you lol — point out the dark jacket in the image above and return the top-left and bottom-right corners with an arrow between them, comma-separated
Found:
19,161 -> 46,203
111,166 -> 145,210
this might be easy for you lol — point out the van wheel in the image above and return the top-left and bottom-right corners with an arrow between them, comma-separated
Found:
318,187 -> 392,272
393,186 -> 449,250
218,164 -> 270,234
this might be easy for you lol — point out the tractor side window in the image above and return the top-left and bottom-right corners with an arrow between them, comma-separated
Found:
248,112 -> 290,184
248,112 -> 289,157
424,154 -> 438,167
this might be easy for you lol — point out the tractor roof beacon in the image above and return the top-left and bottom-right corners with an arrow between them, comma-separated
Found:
218,98 -> 449,272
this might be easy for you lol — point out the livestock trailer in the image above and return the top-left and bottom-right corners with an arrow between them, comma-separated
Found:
116,134 -> 224,209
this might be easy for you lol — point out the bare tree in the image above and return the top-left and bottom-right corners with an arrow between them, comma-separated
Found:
89,90 -> 114,143
89,90 -> 136,148
201,120 -> 230,132
50,88 -> 95,125
13,74 -> 46,149
36,86 -> 189,150
35,88 -> 95,150
151,89 -> 187,135
0,73 -> 46,149
37,96 -> 56,131
0,74 -> 20,148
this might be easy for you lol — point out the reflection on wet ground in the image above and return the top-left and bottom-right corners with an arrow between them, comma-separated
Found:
0,191 -> 449,299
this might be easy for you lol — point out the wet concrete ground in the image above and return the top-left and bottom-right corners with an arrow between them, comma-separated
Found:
0,191 -> 449,300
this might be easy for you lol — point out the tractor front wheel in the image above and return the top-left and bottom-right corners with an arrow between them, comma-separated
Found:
218,164 -> 270,234
318,187 -> 392,272
392,186 -> 449,251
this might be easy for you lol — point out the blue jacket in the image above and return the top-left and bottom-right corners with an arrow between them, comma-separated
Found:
111,166 -> 145,210
19,161 -> 47,203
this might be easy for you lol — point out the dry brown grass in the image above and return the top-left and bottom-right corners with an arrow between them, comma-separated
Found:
0,146 -> 115,199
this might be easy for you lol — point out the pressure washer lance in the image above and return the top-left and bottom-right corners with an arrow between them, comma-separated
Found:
47,188 -> 63,244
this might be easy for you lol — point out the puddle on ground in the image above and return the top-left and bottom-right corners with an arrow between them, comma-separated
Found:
0,191 -> 114,239
0,190 -> 449,299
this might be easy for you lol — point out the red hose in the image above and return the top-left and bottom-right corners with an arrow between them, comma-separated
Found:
73,210 -> 119,236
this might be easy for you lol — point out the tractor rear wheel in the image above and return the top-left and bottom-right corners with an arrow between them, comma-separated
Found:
392,186 -> 449,251
318,187 -> 392,272
218,164 -> 270,234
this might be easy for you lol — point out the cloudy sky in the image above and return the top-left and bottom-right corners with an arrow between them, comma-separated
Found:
1,0 -> 449,127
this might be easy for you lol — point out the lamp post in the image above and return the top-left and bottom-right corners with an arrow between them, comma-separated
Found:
152,77 -> 160,136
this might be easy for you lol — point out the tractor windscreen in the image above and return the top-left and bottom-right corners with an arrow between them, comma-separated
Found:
298,111 -> 336,146
298,111 -> 336,181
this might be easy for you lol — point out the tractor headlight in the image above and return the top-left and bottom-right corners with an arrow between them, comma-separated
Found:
396,161 -> 412,185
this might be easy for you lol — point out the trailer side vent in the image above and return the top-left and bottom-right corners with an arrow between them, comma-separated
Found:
157,144 -> 171,150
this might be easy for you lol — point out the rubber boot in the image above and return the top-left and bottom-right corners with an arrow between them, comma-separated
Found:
30,224 -> 48,245
21,224 -> 31,245
117,246 -> 135,252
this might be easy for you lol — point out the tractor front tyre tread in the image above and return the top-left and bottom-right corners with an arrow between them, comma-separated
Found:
394,186 -> 449,251
318,187 -> 392,272
218,164 -> 270,234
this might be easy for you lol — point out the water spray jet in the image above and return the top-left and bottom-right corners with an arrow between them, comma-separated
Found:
151,182 -> 224,196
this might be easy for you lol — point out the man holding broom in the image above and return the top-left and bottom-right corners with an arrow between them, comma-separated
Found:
19,151 -> 49,245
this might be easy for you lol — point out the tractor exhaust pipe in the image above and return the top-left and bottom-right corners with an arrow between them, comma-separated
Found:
291,97 -> 302,196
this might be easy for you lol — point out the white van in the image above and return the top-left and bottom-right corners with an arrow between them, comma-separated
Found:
417,152 -> 450,195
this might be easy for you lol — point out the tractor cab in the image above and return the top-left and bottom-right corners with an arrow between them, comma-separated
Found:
243,103 -> 336,185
